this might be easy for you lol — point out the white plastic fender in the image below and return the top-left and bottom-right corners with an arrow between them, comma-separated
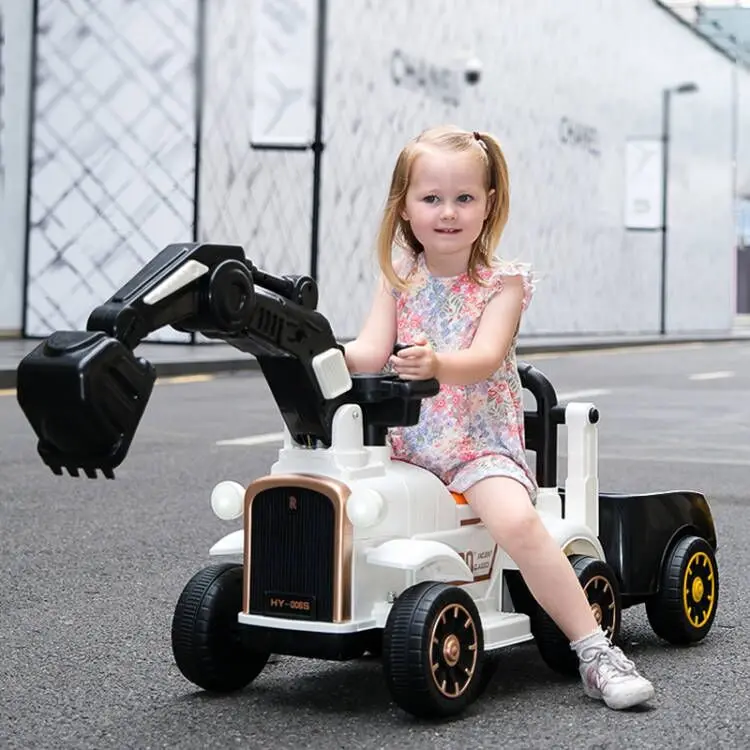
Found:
209,529 -> 244,556
538,514 -> 606,561
366,539 -> 474,582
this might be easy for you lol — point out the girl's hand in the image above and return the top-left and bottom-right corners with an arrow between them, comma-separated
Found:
390,336 -> 439,380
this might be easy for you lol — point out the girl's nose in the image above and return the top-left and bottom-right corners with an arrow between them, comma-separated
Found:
440,202 -> 457,219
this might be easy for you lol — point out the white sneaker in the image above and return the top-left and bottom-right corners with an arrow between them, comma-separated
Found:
579,644 -> 655,710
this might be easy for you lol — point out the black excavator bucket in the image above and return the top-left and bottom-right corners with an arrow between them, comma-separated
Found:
16,330 -> 156,478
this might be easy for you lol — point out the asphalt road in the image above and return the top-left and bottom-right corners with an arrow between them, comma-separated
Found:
1,341 -> 749,749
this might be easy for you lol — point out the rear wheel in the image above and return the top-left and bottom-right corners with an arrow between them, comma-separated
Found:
646,535 -> 719,645
531,555 -> 621,676
171,563 -> 270,692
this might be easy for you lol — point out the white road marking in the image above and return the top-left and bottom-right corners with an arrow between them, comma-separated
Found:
557,388 -> 611,401
599,452 -> 750,467
216,432 -> 285,446
688,370 -> 734,381
524,342 -> 706,360
158,374 -> 215,385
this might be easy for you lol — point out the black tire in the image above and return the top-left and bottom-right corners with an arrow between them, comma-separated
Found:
382,581 -> 485,719
646,535 -> 719,645
171,563 -> 270,692
531,555 -> 621,676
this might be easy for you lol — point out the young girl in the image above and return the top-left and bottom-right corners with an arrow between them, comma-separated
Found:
344,124 -> 655,711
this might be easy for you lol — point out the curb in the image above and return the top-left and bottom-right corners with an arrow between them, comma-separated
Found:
3,333 -> 747,391
516,334 -> 748,354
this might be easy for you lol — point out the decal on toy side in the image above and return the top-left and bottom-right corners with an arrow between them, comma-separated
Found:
457,546 -> 497,582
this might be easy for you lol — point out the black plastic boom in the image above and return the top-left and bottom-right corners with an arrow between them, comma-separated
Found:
16,242 -> 438,479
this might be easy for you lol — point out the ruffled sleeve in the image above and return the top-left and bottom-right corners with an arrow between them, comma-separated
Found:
486,259 -> 536,312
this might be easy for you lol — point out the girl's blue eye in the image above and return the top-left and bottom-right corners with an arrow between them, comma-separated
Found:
458,194 -> 473,203
423,195 -> 439,204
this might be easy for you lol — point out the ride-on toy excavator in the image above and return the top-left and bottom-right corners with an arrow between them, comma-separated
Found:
16,243 -> 719,719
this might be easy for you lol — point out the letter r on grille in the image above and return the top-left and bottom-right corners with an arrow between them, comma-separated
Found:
289,495 -> 298,511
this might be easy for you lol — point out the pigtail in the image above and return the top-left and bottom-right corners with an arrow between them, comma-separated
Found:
473,131 -> 511,261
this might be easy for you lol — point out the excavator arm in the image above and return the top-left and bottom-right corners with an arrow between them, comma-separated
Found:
16,242 -> 353,478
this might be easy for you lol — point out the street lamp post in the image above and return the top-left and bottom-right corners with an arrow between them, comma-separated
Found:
660,81 -> 699,335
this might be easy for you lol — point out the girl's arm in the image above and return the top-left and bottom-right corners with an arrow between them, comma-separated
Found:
343,275 -> 397,373
391,274 -> 526,386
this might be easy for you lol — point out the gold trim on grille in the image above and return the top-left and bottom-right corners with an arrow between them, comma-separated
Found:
242,474 -> 353,623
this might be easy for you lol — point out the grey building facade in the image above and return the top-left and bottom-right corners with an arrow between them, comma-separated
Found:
1,0 -> 748,341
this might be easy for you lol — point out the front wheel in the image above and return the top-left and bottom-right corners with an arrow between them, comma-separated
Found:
646,535 -> 719,645
531,555 -> 621,676
383,582 -> 485,719
171,563 -> 270,692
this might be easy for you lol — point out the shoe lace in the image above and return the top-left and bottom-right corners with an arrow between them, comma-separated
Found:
582,644 -> 638,682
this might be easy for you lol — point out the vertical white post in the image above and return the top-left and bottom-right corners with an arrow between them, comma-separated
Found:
0,0 -> 35,335
564,403 -> 599,536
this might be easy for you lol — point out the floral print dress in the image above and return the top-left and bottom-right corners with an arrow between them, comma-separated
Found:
388,251 -> 538,501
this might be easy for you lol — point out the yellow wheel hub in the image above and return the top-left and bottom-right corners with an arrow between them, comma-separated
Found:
682,550 -> 715,629
691,576 -> 704,603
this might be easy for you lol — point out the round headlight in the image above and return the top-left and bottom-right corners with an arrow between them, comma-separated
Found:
210,480 -> 245,521
346,488 -> 385,528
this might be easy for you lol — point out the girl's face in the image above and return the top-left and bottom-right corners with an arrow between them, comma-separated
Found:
401,146 -> 493,269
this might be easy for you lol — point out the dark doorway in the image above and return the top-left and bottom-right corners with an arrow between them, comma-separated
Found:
736,198 -> 750,314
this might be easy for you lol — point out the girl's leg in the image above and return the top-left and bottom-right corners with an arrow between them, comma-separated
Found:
464,475 -> 655,710
464,475 -> 598,642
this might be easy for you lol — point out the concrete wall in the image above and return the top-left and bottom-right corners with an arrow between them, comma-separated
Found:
312,0 -> 744,338
3,0 -> 748,339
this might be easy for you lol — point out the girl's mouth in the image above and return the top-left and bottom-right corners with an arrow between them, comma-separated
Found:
435,228 -> 461,234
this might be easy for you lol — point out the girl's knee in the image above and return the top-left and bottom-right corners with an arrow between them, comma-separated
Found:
502,509 -> 543,547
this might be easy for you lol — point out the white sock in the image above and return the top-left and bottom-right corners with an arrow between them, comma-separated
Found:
569,627 -> 609,657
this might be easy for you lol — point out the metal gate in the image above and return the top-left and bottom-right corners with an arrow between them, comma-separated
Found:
22,0 -> 317,340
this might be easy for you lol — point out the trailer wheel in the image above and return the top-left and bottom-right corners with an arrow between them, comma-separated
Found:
646,535 -> 719,645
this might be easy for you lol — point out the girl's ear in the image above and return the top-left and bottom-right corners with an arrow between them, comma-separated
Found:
484,189 -> 496,219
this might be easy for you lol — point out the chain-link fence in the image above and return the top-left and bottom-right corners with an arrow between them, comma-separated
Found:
24,0 -> 199,339
198,0 -> 312,277
17,0 -> 750,338
23,0 -> 317,340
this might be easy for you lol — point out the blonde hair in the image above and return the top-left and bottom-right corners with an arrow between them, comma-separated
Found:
377,124 -> 511,291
